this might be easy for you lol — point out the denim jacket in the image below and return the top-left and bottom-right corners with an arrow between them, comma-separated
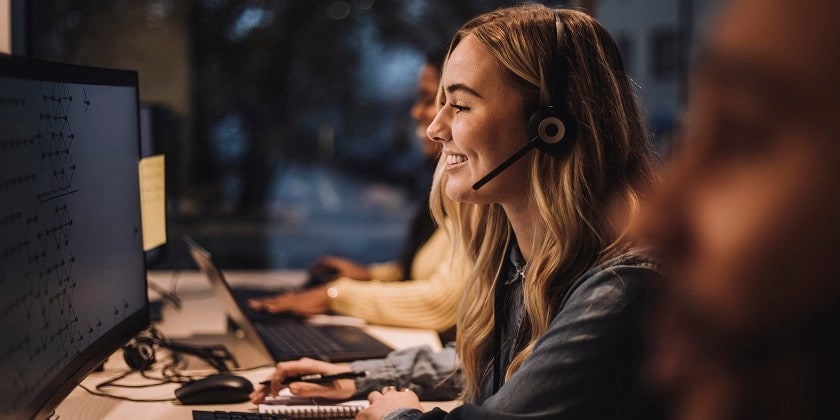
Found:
351,249 -> 662,420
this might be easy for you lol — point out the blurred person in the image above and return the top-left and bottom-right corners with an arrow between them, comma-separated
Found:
634,0 -> 840,419
248,50 -> 466,336
252,5 -> 663,419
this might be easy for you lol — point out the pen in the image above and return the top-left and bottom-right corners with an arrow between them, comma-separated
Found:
260,370 -> 368,386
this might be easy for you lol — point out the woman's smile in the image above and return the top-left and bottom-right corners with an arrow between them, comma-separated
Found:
444,152 -> 469,170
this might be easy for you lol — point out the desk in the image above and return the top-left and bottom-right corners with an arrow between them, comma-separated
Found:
53,270 -> 457,419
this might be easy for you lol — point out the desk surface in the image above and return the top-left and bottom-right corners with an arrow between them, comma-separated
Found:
53,270 -> 456,419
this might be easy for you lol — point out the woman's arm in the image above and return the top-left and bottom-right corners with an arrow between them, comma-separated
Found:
328,228 -> 465,331
351,342 -> 461,401
251,343 -> 461,405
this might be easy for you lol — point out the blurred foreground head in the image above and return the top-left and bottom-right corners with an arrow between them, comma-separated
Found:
635,0 -> 840,419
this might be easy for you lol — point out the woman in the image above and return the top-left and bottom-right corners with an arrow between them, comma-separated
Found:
252,5 -> 660,419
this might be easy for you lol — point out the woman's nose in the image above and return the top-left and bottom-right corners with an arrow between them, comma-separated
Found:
427,108 -> 450,143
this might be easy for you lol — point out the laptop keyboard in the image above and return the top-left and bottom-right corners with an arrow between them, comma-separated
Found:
255,320 -> 344,360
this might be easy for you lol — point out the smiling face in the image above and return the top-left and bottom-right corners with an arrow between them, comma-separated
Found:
636,0 -> 840,418
427,34 -> 532,206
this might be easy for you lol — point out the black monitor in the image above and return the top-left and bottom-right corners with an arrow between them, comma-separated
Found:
0,54 -> 149,420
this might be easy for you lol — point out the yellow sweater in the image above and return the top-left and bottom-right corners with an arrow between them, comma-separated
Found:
326,225 -> 465,332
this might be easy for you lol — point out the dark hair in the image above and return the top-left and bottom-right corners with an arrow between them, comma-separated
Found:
424,46 -> 447,74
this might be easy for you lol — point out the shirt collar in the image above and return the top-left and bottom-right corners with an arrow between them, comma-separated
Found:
504,240 -> 527,285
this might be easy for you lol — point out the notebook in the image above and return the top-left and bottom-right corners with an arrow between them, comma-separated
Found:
193,388 -> 370,420
193,403 -> 365,420
258,401 -> 367,418
260,390 -> 367,418
185,238 -> 394,363
193,389 -> 369,420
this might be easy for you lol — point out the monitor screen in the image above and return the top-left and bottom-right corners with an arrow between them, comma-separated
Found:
0,55 -> 149,420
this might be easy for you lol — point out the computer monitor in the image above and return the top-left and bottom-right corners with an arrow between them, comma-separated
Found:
0,54 -> 149,420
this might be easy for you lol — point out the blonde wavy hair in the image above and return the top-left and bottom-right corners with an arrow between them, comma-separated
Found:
430,4 -> 656,402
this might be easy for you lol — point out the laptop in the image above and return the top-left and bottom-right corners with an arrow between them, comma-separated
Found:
185,238 -> 394,363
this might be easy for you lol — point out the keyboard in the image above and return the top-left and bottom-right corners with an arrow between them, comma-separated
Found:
254,321 -> 343,360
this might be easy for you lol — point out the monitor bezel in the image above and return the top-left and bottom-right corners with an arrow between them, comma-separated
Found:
0,53 -> 150,420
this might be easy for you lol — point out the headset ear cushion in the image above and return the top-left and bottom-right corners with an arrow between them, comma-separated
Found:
528,107 -> 563,143
528,105 -> 577,155
123,341 -> 156,371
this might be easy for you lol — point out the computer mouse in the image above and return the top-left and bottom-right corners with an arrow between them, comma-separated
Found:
175,373 -> 255,405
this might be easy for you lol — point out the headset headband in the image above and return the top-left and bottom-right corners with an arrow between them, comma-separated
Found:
550,10 -> 569,108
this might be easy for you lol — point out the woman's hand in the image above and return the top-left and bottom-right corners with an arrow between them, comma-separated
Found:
313,256 -> 371,280
248,285 -> 330,315
250,358 -> 357,404
357,387 -> 423,420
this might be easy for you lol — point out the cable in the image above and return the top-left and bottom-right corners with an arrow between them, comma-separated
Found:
78,383 -> 178,403
171,269 -> 181,291
228,362 -> 276,372
135,335 -> 238,372
144,363 -> 193,385
147,269 -> 184,310
79,371 -> 179,403
84,322 -> 275,403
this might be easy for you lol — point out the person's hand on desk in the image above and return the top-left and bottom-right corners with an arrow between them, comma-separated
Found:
250,357 -> 357,403
360,387 -> 423,420
248,285 -> 330,315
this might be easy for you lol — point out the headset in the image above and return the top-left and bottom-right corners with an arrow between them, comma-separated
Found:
123,338 -> 157,371
123,335 -> 239,372
528,9 -> 577,155
472,9 -> 578,190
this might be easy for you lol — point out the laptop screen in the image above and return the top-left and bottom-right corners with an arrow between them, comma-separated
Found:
185,237 -> 275,360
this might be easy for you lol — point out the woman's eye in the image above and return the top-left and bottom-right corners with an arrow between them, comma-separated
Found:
450,103 -> 468,112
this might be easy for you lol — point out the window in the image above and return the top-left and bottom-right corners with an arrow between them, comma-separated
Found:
649,26 -> 678,80
28,0 -> 554,269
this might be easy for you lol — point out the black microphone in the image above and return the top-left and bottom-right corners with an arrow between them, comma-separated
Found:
472,136 -> 541,190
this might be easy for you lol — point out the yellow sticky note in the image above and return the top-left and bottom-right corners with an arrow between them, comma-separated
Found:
138,154 -> 167,251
